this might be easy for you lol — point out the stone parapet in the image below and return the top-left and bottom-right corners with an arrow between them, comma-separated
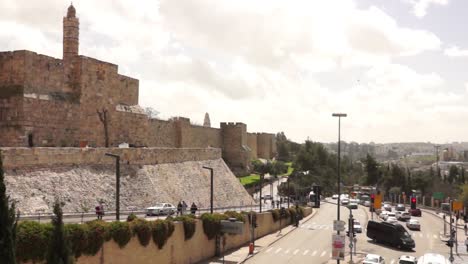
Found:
0,147 -> 221,169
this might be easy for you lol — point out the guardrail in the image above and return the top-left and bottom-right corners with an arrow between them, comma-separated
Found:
17,203 -> 292,223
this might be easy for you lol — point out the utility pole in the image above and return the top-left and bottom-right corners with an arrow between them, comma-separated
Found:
449,199 -> 454,263
435,145 -> 440,179
259,174 -> 264,213
105,153 -> 120,221
287,178 -> 290,208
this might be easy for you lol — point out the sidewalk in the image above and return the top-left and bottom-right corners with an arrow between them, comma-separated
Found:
198,209 -> 318,264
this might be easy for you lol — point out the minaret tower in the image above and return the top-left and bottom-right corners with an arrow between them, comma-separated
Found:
63,3 -> 79,62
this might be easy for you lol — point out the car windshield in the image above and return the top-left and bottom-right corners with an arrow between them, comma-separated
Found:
365,256 -> 379,262
399,260 -> 415,264
153,203 -> 164,207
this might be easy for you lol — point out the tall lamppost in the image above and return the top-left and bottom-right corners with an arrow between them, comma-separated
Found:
332,113 -> 346,264
105,153 -> 120,221
203,166 -> 214,214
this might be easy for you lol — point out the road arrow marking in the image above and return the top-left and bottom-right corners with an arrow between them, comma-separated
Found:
320,251 -> 326,257
293,249 -> 299,255
275,248 -> 282,254
303,249 -> 309,255
312,250 -> 317,256
266,247 -> 273,253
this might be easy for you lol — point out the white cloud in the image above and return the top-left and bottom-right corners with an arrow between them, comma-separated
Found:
444,46 -> 468,57
1,0 -> 465,143
404,0 -> 449,18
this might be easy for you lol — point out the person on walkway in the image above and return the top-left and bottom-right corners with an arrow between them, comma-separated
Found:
465,223 -> 467,235
177,201 -> 183,216
182,201 -> 188,215
271,200 -> 275,209
465,236 -> 468,252
95,204 -> 101,220
190,202 -> 198,215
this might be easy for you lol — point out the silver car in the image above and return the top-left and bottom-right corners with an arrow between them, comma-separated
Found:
146,203 -> 176,216
406,219 -> 420,230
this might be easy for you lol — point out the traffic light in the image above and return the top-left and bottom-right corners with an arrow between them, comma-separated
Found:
370,194 -> 375,204
411,197 -> 417,210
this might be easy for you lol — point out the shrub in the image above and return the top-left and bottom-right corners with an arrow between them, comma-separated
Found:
173,215 -> 196,240
270,209 -> 280,222
297,206 -> 305,217
200,213 -> 228,240
127,213 -> 137,222
167,220 -> 175,238
83,220 -> 109,256
224,211 -> 245,222
65,223 -> 89,258
16,221 -> 53,262
130,218 -> 151,247
109,221 -> 132,248
152,220 -> 171,249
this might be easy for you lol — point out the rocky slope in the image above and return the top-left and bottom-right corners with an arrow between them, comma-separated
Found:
5,159 -> 255,214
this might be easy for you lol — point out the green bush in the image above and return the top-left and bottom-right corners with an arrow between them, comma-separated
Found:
297,206 -> 305,217
16,221 -> 52,262
151,220 -> 173,249
200,213 -> 228,240
127,213 -> 137,222
224,211 -> 245,222
83,220 -> 109,256
130,218 -> 152,247
173,215 -> 196,240
65,223 -> 89,258
270,209 -> 280,222
109,221 -> 132,248
167,220 -> 175,238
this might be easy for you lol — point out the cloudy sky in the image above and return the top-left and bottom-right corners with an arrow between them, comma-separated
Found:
1,0 -> 468,144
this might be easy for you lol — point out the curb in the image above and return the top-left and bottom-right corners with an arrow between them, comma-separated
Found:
240,208 -> 318,263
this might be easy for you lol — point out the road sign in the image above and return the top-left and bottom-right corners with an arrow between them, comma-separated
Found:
333,220 -> 345,231
220,220 -> 244,234
331,234 -> 345,260
452,201 -> 463,211
433,192 -> 444,200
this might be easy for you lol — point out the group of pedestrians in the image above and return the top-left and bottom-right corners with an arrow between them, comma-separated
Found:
177,201 -> 198,215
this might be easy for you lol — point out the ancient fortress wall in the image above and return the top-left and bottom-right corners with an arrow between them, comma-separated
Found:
0,147 -> 221,169
247,133 -> 258,159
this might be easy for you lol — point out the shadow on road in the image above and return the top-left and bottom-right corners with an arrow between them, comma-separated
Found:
365,239 -> 415,253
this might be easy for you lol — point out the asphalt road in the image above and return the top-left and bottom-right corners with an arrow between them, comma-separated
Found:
246,200 -> 467,264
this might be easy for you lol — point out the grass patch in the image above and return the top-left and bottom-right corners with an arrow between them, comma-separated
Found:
284,162 -> 294,176
239,174 -> 260,186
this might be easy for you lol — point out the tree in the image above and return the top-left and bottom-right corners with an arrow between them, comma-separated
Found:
277,141 -> 290,162
47,200 -> 73,264
144,107 -> 160,119
461,168 -> 466,185
97,108 -> 110,147
364,154 -> 380,185
448,165 -> 459,184
0,151 -> 17,264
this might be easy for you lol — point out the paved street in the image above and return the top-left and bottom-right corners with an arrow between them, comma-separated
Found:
245,200 -> 468,264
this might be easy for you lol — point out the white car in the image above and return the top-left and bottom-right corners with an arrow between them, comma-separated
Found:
341,198 -> 350,205
398,255 -> 417,264
406,219 -> 420,230
332,194 -> 339,199
397,212 -> 411,221
383,203 -> 392,211
417,253 -> 450,264
146,203 -> 176,216
363,254 -> 385,264
364,201 -> 371,207
379,211 -> 389,220
386,216 -> 398,224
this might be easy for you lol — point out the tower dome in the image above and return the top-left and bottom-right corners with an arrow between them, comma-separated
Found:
67,4 -> 76,17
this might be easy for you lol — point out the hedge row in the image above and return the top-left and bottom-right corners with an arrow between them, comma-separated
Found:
270,206 -> 306,223
15,209 -> 298,262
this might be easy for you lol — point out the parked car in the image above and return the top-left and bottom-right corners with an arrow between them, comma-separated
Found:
386,216 -> 398,224
363,254 -> 385,264
409,208 -> 422,217
396,204 -> 406,212
406,219 -> 420,230
364,201 -> 371,207
398,255 -> 417,264
366,221 -> 415,249
146,203 -> 176,216
332,194 -> 339,199
380,211 -> 389,220
263,194 -> 272,200
347,202 -> 358,209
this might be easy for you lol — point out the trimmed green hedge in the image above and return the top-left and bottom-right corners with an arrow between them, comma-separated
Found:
108,221 -> 132,248
83,220 -> 109,255
173,215 -> 196,240
131,218 -> 152,247
201,213 -> 228,240
65,223 -> 89,258
152,220 -> 172,249
16,221 -> 53,262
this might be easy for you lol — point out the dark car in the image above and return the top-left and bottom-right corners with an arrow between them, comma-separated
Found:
366,221 -> 415,249
408,208 -> 421,217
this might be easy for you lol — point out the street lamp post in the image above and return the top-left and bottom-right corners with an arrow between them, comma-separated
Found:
259,174 -> 264,213
105,153 -> 120,221
287,178 -> 290,208
332,112 -> 347,264
202,166 -> 214,214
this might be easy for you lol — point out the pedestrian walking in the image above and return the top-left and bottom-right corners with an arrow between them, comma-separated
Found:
272,200 -> 275,209
95,204 -> 101,220
191,202 -> 198,215
465,223 -> 467,235
182,201 -> 188,215
177,201 -> 182,216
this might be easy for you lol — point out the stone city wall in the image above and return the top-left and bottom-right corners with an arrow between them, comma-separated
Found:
247,133 -> 258,159
65,208 -> 313,264
0,147 -> 221,170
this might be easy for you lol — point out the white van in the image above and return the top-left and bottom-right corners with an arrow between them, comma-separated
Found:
417,253 -> 450,264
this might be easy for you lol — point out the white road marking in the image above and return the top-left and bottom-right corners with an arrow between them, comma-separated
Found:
293,249 -> 299,255
390,259 -> 395,264
433,234 -> 438,239
275,248 -> 282,254
301,224 -> 307,228
303,249 -> 309,255
419,233 -> 423,238
285,248 -> 290,254
312,250 -> 317,256
266,247 -> 273,253
320,251 -> 326,257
